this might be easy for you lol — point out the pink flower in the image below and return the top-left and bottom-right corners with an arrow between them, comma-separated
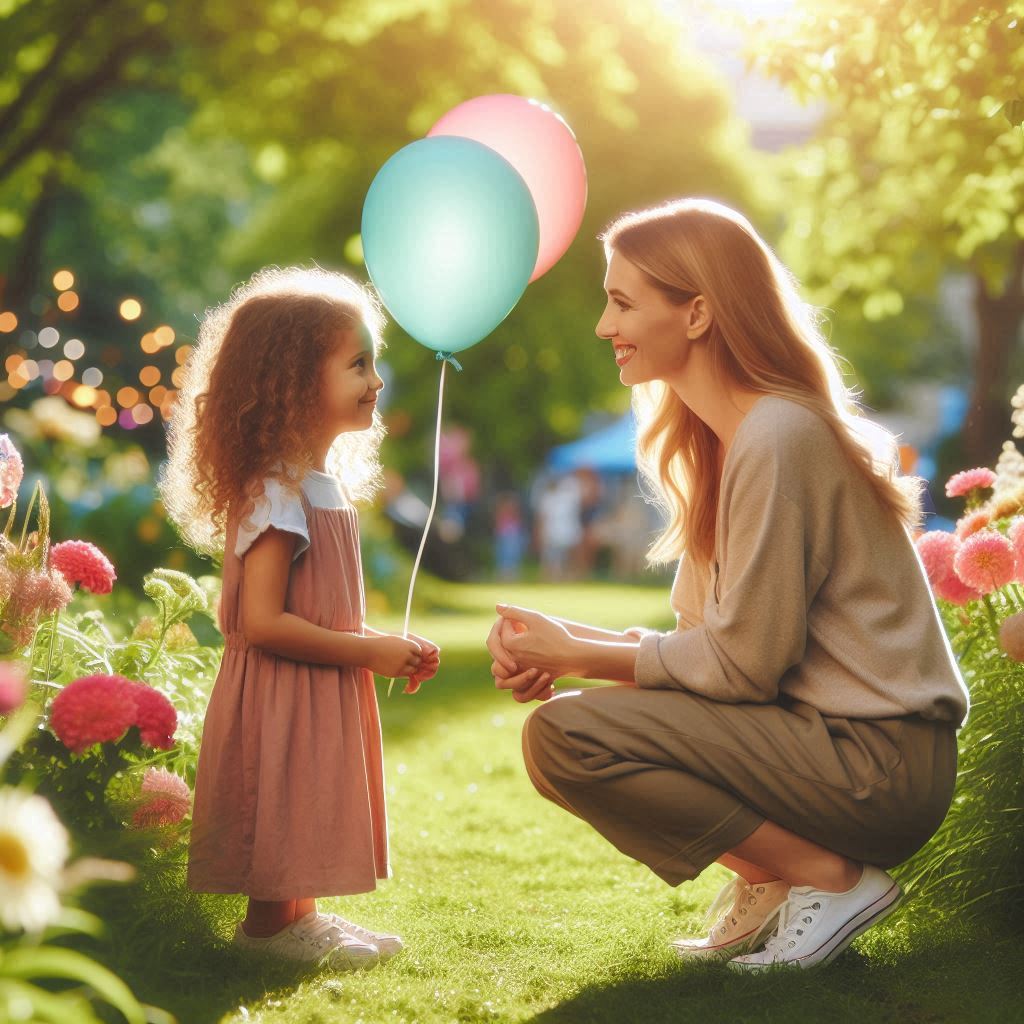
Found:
126,682 -> 177,749
945,467 -> 997,498
49,541 -> 117,595
1009,517 -> 1024,581
933,572 -> 982,605
915,530 -> 959,587
0,434 -> 23,508
955,509 -> 991,540
0,661 -> 27,715
130,766 -> 191,828
953,529 -> 1016,595
49,675 -> 137,753
5,569 -> 73,620
999,611 -> 1024,662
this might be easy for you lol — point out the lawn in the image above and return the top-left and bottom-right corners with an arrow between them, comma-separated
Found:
80,582 -> 1022,1024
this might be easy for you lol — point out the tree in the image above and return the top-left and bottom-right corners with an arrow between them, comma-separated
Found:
1,0 -> 763,482
746,0 -> 1024,465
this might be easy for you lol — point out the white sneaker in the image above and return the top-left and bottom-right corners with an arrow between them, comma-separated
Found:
670,876 -> 790,961
233,911 -> 380,970
322,912 -> 404,959
727,864 -> 903,972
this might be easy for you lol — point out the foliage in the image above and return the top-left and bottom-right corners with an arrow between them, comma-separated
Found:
744,0 -> 1024,460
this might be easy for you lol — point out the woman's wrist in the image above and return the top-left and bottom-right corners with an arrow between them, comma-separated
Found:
571,636 -> 640,682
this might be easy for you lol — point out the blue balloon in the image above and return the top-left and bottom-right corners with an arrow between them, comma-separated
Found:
361,136 -> 540,354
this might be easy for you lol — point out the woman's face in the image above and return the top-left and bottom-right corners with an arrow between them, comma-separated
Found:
595,251 -> 706,387
320,324 -> 383,432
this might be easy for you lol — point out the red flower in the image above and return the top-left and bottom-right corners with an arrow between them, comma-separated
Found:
127,681 -> 177,749
50,675 -> 137,753
49,541 -> 117,595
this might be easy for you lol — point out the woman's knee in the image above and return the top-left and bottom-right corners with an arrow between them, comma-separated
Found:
521,696 -> 583,786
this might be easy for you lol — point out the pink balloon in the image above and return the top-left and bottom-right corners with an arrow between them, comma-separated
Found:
428,94 -> 587,283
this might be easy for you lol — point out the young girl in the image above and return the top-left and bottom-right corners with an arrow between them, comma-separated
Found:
161,266 -> 441,969
486,198 -> 969,972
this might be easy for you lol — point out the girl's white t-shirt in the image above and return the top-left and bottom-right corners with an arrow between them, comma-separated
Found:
235,468 -> 352,561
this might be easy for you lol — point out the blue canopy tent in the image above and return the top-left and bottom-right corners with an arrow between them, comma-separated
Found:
547,410 -> 637,473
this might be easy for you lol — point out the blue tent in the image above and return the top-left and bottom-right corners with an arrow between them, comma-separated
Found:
547,411 -> 637,473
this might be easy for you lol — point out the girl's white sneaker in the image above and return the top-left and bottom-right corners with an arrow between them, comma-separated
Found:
322,912 -> 404,959
671,877 -> 791,961
233,911 -> 380,970
727,863 -> 903,971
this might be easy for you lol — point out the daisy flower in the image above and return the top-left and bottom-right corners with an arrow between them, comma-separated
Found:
953,530 -> 1016,595
945,467 -> 997,498
0,786 -> 69,933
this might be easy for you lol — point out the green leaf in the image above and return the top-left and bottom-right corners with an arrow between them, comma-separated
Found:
0,946 -> 146,1024
0,977 -> 102,1024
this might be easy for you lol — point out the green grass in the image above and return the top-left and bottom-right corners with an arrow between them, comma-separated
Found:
76,582 -> 1021,1024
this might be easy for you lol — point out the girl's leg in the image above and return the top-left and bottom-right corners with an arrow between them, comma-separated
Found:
242,898 -> 296,938
722,818 -> 863,892
292,897 -> 317,921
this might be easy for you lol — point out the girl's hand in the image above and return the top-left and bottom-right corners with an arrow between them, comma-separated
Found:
364,635 -> 423,679
404,632 -> 441,694
493,604 -> 583,678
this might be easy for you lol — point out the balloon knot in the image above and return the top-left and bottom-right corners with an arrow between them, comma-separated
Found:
435,351 -> 463,372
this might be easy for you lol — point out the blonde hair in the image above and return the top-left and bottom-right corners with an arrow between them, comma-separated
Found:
159,266 -> 387,560
600,198 -> 924,577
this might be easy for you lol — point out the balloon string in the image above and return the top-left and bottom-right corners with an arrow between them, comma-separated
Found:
435,350 -> 463,372
388,357 -> 448,697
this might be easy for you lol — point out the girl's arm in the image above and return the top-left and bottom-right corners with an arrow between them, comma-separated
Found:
242,527 -> 423,678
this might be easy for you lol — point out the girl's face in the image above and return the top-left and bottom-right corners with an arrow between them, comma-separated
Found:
594,251 -> 709,387
321,323 -> 384,432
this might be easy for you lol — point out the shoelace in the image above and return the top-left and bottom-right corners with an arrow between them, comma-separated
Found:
759,896 -> 822,959
291,915 -> 352,950
700,878 -> 773,936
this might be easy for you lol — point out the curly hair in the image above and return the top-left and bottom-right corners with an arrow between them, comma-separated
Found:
158,265 -> 387,561
600,198 -> 925,578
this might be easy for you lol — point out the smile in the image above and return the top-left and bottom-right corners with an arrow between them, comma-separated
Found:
614,344 -> 636,367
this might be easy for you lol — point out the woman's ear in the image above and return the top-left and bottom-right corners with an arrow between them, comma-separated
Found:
687,296 -> 712,340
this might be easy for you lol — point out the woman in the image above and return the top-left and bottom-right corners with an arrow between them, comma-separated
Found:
486,198 -> 968,972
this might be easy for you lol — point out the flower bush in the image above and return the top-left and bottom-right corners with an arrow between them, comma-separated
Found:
0,432 -> 188,1022
901,383 -> 1024,928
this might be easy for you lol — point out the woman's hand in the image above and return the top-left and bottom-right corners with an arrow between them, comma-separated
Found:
493,662 -> 557,703
363,634 -> 423,679
404,632 -> 441,694
493,604 -> 583,678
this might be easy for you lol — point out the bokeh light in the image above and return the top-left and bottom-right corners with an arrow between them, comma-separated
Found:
53,360 -> 74,381
53,270 -> 74,291
82,366 -> 103,387
63,338 -> 85,360
131,404 -> 154,425
0,312 -> 17,332
155,325 -> 175,346
175,345 -> 192,365
120,298 -> 142,321
139,365 -> 161,387
57,291 -> 80,312
38,327 -> 59,348
96,406 -> 117,427
116,386 -> 140,407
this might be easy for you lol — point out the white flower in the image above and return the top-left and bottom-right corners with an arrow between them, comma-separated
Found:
0,786 -> 70,933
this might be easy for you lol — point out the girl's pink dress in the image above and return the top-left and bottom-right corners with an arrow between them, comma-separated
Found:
187,487 -> 390,900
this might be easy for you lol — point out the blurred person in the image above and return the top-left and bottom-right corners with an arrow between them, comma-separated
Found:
534,472 -> 582,581
493,491 -> 527,581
